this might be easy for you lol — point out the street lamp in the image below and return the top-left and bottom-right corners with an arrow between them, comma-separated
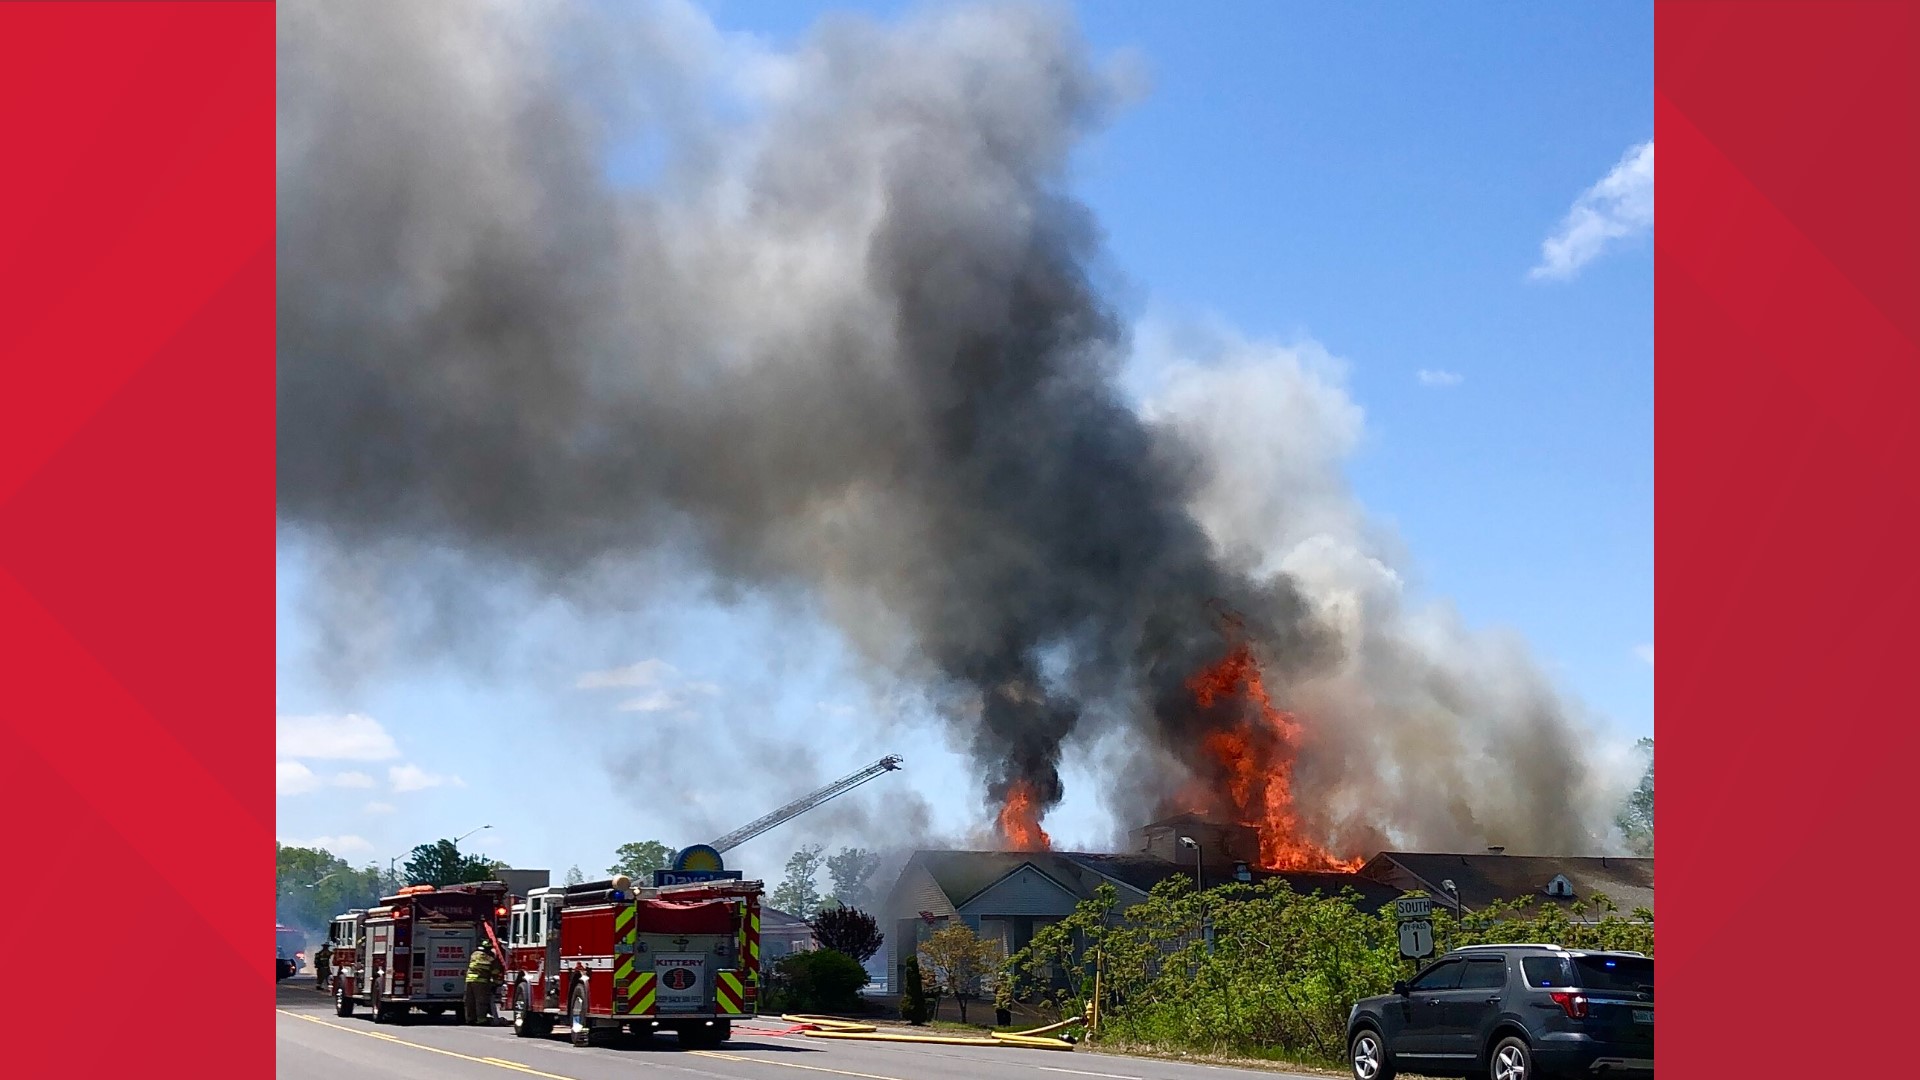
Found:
1180,836 -> 1211,954
387,824 -> 494,880
454,824 -> 494,845
1441,879 -> 1461,952
304,871 -> 344,889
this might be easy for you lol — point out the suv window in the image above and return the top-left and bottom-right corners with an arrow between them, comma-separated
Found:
1574,955 -> 1654,997
1410,959 -> 1463,991
1522,956 -> 1572,987
1460,957 -> 1507,989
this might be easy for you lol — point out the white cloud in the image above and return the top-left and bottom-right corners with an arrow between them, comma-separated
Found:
579,658 -> 720,714
281,834 -> 374,855
389,763 -> 464,792
576,658 -> 676,689
364,801 -> 397,815
275,713 -> 401,761
1532,140 -> 1653,281
1634,643 -> 1653,668
1417,369 -> 1463,387
277,760 -> 321,796
330,771 -> 375,788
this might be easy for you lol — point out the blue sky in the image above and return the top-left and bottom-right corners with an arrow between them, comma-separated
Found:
275,1 -> 1651,886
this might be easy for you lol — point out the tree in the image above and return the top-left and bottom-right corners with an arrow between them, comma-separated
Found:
608,840 -> 675,880
809,906 -> 884,964
918,922 -> 1002,1024
771,844 -> 825,917
276,844 -> 386,943
900,955 -> 931,1025
1617,737 -> 1654,856
400,839 -> 500,888
825,846 -> 881,910
564,865 -> 586,886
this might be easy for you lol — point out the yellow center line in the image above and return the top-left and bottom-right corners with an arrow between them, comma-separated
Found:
687,1049 -> 910,1080
276,1010 -> 577,1080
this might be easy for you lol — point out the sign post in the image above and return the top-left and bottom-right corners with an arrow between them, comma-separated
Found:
1395,896 -> 1434,962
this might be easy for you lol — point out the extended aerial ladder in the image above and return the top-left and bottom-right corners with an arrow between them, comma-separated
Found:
708,755 -> 903,854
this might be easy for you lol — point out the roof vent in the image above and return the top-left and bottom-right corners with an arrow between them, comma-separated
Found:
1487,846 -> 1506,855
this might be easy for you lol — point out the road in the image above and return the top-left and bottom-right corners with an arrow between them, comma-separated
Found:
275,982 -> 1332,1080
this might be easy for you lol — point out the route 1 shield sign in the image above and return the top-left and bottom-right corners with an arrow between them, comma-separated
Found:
1397,919 -> 1434,960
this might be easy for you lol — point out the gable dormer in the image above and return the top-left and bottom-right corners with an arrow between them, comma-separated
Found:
1543,873 -> 1575,899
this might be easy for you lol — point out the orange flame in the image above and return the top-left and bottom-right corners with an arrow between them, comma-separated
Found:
997,779 -> 1053,851
1181,642 -> 1362,872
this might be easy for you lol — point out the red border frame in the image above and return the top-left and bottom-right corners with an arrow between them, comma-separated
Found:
1658,1 -> 1915,1077
1,2 -> 273,1074
0,1 -> 1912,1074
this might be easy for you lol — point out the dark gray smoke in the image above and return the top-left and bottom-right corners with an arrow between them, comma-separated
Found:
277,0 -> 1634,858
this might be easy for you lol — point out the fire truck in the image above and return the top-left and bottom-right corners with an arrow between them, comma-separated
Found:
502,874 -> 764,1048
326,881 -> 511,1023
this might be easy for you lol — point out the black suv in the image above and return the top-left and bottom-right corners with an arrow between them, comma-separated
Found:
1346,944 -> 1652,1079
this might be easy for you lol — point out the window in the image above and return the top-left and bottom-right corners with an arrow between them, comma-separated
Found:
1460,958 -> 1507,990
1522,956 -> 1573,988
1409,960 -> 1463,991
1572,956 -> 1654,998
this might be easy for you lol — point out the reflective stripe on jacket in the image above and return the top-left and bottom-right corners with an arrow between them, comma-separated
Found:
466,949 -> 498,983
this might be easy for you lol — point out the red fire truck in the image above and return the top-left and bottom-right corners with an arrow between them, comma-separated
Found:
503,875 -> 764,1048
327,882 -> 511,1023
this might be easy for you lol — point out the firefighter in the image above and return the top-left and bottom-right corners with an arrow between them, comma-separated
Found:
313,942 -> 331,990
464,944 -> 500,1025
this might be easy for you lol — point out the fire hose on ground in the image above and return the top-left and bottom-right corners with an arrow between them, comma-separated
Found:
776,1014 -> 1084,1050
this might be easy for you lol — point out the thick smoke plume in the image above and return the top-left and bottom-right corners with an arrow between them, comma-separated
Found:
277,0 -> 1634,858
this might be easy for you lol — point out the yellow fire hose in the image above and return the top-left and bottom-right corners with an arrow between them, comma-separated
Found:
777,1014 -> 1082,1051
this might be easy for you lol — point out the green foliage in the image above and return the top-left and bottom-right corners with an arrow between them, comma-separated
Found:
767,948 -> 869,1013
809,906 -> 885,964
825,847 -> 882,910
771,844 -> 826,917
400,839 -> 501,888
1002,880 -> 1655,1068
275,844 -> 386,944
918,922 -> 1003,1024
899,955 -> 931,1025
1617,737 -> 1654,856
607,840 -> 674,879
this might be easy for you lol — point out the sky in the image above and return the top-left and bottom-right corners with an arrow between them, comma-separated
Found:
274,1 -> 1652,887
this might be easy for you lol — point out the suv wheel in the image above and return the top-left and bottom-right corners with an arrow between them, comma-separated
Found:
1350,1027 -> 1394,1080
1489,1035 -> 1533,1080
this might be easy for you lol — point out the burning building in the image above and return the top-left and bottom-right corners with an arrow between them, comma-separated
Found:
878,811 -> 1406,996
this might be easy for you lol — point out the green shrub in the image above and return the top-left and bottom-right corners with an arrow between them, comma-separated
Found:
1004,880 -> 1654,1068
767,947 -> 870,1014
900,955 -> 931,1024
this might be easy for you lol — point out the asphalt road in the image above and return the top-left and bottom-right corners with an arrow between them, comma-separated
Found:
275,982 -> 1332,1080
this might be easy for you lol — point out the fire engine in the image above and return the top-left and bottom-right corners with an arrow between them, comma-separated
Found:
503,874 -> 764,1048
326,881 -> 510,1023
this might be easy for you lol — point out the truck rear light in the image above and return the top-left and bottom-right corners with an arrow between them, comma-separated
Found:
1548,992 -> 1588,1019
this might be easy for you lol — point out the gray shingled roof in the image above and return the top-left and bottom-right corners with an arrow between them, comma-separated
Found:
892,849 -> 1402,915
1362,852 -> 1653,917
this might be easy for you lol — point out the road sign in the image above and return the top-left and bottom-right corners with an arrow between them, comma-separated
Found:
1395,897 -> 1432,920
1398,919 -> 1434,960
